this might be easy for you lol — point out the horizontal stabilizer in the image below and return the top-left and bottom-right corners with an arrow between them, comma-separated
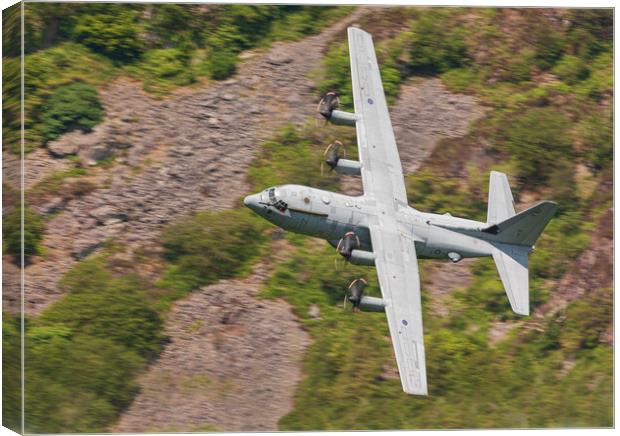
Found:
483,201 -> 558,247
492,243 -> 530,315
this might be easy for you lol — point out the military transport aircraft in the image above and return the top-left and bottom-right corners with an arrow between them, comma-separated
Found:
244,27 -> 557,396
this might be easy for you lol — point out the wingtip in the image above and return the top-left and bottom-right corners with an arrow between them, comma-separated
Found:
404,387 -> 429,396
347,26 -> 370,37
538,200 -> 559,214
513,307 -> 530,316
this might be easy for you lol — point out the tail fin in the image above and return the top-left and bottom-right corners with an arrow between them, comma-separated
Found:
492,243 -> 530,315
485,171 -> 558,316
487,171 -> 516,224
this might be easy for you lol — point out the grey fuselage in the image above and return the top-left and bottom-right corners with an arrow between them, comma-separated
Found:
244,184 -> 497,260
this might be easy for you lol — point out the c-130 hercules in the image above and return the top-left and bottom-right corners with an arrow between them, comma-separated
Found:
244,27 -> 557,395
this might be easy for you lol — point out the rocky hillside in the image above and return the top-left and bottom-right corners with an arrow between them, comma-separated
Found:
2,5 -> 612,433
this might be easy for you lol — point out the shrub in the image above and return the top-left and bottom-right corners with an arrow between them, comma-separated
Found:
40,260 -> 165,358
559,287 -> 612,353
23,255 -> 165,432
574,51 -> 612,101
501,107 -> 572,183
130,48 -> 195,94
2,204 -> 45,261
247,125 -> 342,192
143,4 -> 203,51
576,109 -> 612,171
159,209 -> 268,295
40,82 -> 103,142
25,333 -> 143,433
408,10 -> 469,74
206,47 -> 238,80
318,43 -> 353,108
532,28 -> 565,70
500,48 -> 534,83
2,315 -> 21,433
565,9 -> 613,58
73,5 -> 144,61
552,55 -> 589,85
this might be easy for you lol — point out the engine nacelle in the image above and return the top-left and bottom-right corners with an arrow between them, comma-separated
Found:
349,249 -> 376,266
334,158 -> 362,176
329,110 -> 358,126
358,296 -> 385,312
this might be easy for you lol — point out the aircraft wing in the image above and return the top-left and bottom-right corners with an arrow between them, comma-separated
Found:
348,27 -> 408,206
348,27 -> 427,395
369,223 -> 428,395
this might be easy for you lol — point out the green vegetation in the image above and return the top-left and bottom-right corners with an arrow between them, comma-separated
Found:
22,256 -> 164,432
40,82 -> 103,142
577,108 -> 613,171
158,208 -> 269,300
247,124 -> 344,191
500,107 -> 572,184
72,5 -> 145,62
2,204 -> 45,261
3,43 -> 114,153
2,314 -> 22,433
408,9 -> 469,74
126,48 -> 196,95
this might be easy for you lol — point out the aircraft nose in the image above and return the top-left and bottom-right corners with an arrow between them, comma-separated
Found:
243,194 -> 260,212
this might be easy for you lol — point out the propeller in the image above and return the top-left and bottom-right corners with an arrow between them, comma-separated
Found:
336,231 -> 360,260
344,278 -> 367,311
315,91 -> 340,127
334,231 -> 360,270
321,140 -> 345,175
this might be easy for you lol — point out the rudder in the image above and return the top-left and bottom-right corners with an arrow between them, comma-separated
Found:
487,171 -> 516,224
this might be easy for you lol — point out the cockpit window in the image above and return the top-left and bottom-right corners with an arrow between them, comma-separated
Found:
263,187 -> 287,211
273,199 -> 288,212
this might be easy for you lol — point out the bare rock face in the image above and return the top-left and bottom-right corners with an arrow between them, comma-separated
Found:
89,205 -> 128,226
80,143 -> 113,165
47,132 -> 80,157
391,78 -> 485,175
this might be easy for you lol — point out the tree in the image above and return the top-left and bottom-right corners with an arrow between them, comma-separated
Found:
502,107 -> 572,183
73,5 -> 144,61
40,82 -> 103,142
2,204 -> 45,262
408,10 -> 469,74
